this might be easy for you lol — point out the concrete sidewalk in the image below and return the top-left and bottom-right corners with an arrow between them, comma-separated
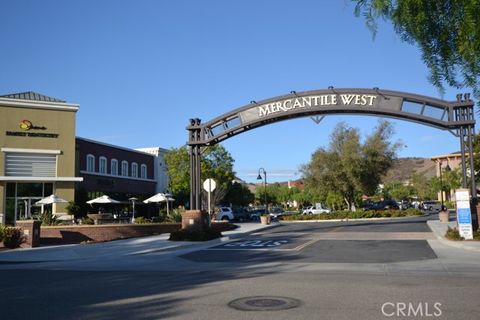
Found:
0,222 -> 277,263
427,220 -> 480,253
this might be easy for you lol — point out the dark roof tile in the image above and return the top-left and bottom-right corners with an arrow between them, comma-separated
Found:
0,91 -> 65,103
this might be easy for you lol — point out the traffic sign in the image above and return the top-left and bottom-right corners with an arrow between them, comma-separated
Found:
203,178 -> 216,192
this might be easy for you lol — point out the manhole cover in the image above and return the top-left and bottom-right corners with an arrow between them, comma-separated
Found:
228,296 -> 301,311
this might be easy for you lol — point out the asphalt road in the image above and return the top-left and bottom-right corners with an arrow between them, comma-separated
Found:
182,216 -> 437,264
1,215 -> 480,320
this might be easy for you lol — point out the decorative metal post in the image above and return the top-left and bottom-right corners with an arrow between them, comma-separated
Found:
257,168 -> 267,215
187,118 -> 203,210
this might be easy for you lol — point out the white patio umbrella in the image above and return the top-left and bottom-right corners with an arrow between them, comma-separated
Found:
86,195 -> 120,204
35,194 -> 68,205
35,194 -> 68,215
143,193 -> 175,215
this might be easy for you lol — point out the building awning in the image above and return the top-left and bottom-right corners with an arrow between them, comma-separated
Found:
0,176 -> 83,182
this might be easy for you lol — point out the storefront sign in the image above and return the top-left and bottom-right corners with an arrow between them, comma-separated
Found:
6,131 -> 59,138
5,119 -> 59,138
19,119 -> 47,131
455,189 -> 473,240
257,94 -> 377,118
238,93 -> 403,124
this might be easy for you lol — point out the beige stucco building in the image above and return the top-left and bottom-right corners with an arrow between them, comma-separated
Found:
0,92 -> 82,224
431,152 -> 464,202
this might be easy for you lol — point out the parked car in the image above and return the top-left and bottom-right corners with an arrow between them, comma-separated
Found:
422,200 -> 442,212
399,200 -> 412,210
269,207 -> 285,219
247,208 -> 265,221
232,208 -> 250,222
364,200 -> 399,211
215,207 -> 234,221
302,204 -> 331,214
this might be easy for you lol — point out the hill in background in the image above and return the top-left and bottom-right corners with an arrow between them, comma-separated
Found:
383,157 -> 436,183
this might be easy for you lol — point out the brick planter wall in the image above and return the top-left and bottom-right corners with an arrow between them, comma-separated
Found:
40,221 -> 236,245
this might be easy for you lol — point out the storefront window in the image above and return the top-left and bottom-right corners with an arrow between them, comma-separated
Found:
131,162 -> 138,178
5,182 -> 55,224
86,154 -> 95,172
99,156 -> 107,174
17,183 -> 43,197
111,159 -> 118,175
121,161 -> 128,176
6,182 -> 16,197
44,183 -> 53,196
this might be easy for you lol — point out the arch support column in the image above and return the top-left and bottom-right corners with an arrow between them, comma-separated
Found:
187,118 -> 203,211
455,101 -> 478,229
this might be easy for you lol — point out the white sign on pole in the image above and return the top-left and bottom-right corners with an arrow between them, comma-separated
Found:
203,178 -> 216,219
203,178 -> 216,192
455,189 -> 473,240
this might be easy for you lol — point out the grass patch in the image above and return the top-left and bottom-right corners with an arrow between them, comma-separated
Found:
169,228 -> 222,241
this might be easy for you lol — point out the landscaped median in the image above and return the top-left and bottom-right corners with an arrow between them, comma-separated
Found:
280,208 -> 423,221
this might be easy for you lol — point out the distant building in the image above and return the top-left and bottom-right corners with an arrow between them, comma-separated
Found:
135,147 -> 169,193
76,137 -> 157,200
431,152 -> 464,202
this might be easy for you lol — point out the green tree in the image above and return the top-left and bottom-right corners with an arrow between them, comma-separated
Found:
164,145 -> 235,208
384,181 -> 412,200
410,172 -> 436,200
301,120 -> 399,211
353,0 -> 480,104
164,146 -> 191,205
326,191 -> 345,211
431,167 -> 462,200
223,182 -> 254,207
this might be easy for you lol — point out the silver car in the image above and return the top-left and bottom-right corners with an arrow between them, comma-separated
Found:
422,200 -> 442,212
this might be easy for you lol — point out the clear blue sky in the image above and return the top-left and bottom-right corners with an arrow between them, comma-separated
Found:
1,0 -> 469,183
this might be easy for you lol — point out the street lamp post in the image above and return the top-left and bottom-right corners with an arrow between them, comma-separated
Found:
439,162 -> 452,211
257,168 -> 267,216
129,197 -> 138,223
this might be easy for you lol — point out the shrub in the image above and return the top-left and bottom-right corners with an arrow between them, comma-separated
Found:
280,208 -> 422,221
81,217 -> 95,225
34,211 -> 58,226
134,217 -> 151,224
445,227 -> 464,241
169,228 -> 222,241
473,229 -> 480,241
164,209 -> 183,223
66,201 -> 82,219
0,224 -> 5,243
3,227 -> 25,248
403,208 -> 423,216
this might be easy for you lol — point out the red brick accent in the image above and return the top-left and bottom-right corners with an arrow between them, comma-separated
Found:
16,220 -> 42,248
41,223 -> 181,245
40,222 -> 235,245
181,210 -> 209,231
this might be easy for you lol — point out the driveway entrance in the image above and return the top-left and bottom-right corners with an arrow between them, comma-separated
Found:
180,216 -> 437,263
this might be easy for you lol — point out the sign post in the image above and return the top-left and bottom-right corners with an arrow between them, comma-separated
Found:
203,178 -> 216,219
455,189 -> 474,240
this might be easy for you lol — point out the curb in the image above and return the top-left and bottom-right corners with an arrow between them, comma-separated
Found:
426,221 -> 480,253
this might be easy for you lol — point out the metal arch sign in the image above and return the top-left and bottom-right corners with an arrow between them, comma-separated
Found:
188,88 -> 474,146
186,88 -> 477,210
